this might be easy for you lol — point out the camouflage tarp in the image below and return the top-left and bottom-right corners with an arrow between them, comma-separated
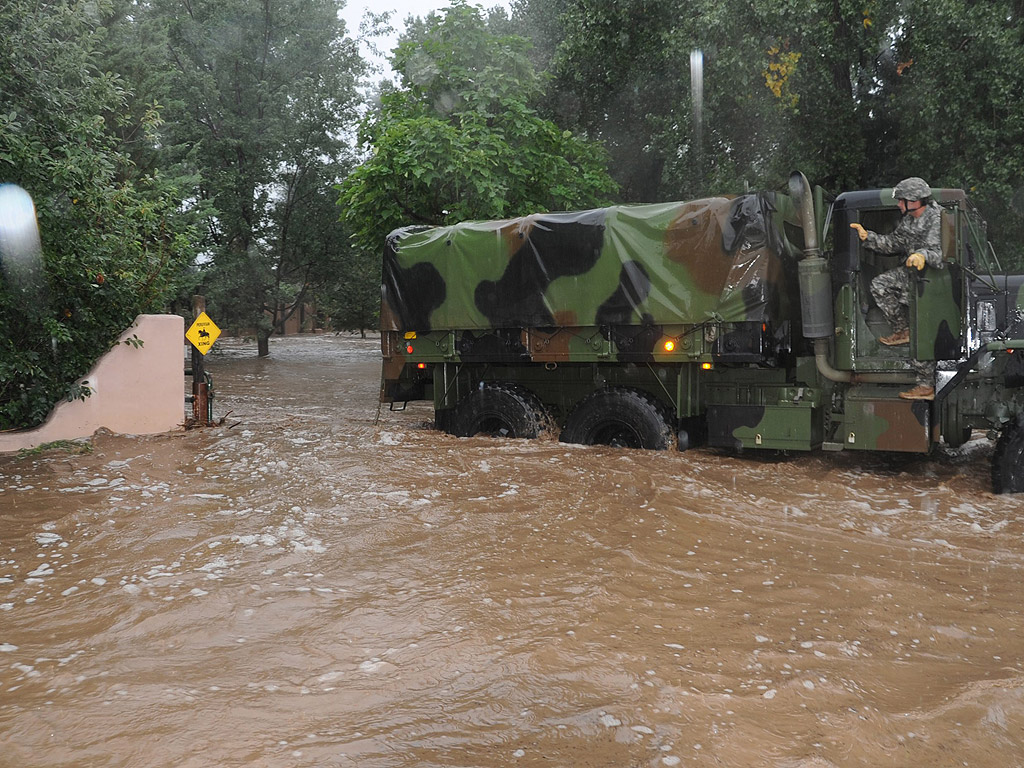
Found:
382,194 -> 800,332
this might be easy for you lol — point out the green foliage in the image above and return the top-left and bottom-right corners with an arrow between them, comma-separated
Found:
523,0 -> 686,201
16,439 -> 93,460
0,0 -> 197,429
520,0 -> 897,197
145,0 -> 366,351
317,244 -> 379,333
515,0 -> 1024,257
338,2 -> 618,259
891,0 -> 1024,261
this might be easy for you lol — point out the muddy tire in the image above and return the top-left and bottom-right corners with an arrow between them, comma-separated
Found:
451,383 -> 548,439
559,388 -> 674,450
992,417 -> 1024,493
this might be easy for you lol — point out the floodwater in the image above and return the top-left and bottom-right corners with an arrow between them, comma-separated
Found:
2,334 -> 1023,768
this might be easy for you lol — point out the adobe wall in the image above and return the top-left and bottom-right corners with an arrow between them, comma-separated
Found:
0,314 -> 185,453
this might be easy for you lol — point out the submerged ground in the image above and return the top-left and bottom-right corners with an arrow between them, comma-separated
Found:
2,334 -> 1022,767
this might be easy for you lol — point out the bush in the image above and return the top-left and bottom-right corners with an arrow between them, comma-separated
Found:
0,0 -> 197,429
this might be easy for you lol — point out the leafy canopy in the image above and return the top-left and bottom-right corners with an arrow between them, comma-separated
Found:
338,1 -> 618,257
0,0 -> 197,429
147,0 -> 366,347
516,0 -> 1024,254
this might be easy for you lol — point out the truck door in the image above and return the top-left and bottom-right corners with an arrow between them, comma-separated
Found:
909,207 -> 963,361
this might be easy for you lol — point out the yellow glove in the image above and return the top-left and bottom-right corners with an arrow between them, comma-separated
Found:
906,252 -> 926,271
849,223 -> 868,241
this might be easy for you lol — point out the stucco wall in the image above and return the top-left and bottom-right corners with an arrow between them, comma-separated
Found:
0,314 -> 185,452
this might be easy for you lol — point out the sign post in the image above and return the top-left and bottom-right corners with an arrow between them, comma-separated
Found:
185,297 -> 221,425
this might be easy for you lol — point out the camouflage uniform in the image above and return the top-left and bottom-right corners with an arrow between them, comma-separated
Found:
866,195 -> 943,386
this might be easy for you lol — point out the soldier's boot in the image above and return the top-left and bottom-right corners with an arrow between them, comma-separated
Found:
899,384 -> 934,401
879,329 -> 910,346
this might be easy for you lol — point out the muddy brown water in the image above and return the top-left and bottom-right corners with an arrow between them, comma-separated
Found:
2,334 -> 1023,767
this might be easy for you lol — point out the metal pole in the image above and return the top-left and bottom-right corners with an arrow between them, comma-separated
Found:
192,295 -> 208,427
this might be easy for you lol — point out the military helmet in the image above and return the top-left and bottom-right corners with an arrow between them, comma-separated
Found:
893,177 -> 932,201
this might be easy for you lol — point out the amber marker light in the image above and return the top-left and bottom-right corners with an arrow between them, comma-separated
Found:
417,363 -> 427,369
701,362 -> 713,370
663,340 -> 675,352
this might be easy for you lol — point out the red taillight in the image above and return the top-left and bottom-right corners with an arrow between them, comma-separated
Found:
406,344 -> 414,354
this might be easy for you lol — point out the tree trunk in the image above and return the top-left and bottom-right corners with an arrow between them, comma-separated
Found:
257,331 -> 270,357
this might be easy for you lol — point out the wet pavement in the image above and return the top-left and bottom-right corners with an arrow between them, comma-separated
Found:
2,334 -> 1023,767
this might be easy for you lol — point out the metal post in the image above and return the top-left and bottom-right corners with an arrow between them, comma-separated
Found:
192,295 -> 208,427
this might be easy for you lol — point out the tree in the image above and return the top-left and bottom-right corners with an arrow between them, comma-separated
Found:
890,0 -> 1024,260
516,0 -> 903,199
515,0 -> 1024,261
680,0 -> 904,193
150,0 -> 366,355
0,0 -> 197,429
515,0 -> 687,201
338,1 -> 618,260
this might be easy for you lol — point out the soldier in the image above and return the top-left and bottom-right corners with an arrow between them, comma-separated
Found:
850,176 -> 943,401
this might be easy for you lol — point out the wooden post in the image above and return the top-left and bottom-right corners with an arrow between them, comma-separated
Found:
192,295 -> 208,426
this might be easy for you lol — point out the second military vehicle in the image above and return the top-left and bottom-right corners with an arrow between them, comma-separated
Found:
379,173 -> 1024,492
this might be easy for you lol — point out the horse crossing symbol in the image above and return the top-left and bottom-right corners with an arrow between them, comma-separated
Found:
186,312 -> 221,355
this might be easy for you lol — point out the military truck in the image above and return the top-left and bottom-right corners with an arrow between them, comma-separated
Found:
379,172 -> 1024,492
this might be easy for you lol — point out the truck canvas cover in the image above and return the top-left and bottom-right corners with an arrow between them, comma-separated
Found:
382,194 -> 800,333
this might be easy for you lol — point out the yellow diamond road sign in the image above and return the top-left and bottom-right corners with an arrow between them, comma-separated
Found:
186,312 -> 221,355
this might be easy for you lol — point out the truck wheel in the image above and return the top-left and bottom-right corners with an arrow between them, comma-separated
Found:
451,383 -> 548,439
559,388 -> 674,450
992,418 -> 1024,493
434,408 -> 457,435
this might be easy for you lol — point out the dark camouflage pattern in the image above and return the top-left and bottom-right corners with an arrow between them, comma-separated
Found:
863,199 -> 944,387
381,180 -> 1024,465
384,195 -> 802,338
864,199 -> 943,268
871,267 -> 913,334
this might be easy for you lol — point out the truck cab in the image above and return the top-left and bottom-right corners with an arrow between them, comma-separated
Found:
832,189 -> 965,371
813,186 -> 1024,469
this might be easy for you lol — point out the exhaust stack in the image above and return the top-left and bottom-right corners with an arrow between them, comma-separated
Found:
788,171 -> 913,385
789,171 -> 832,340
